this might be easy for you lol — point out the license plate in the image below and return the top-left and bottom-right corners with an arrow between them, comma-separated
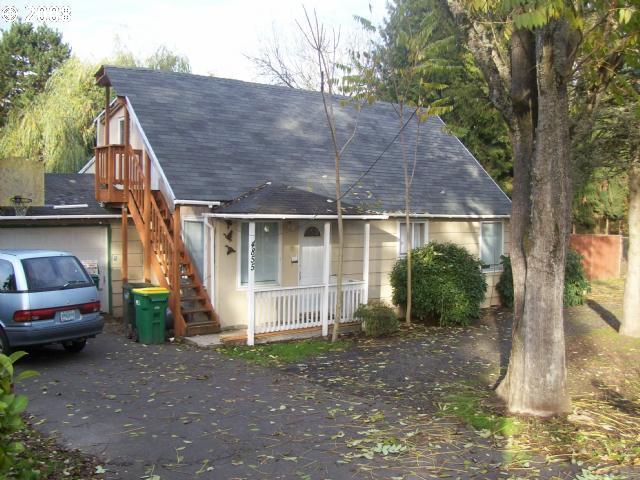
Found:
59,310 -> 75,322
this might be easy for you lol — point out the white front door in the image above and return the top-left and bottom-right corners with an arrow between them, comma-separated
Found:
299,223 -> 324,285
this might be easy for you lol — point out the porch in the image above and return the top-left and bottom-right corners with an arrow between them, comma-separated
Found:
206,184 -> 389,345
239,220 -> 373,346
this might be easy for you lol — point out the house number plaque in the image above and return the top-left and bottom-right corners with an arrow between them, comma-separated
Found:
250,240 -> 256,271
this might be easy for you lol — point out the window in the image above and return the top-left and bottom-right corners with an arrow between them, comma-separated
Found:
22,256 -> 92,291
0,260 -> 16,292
240,222 -> 280,285
184,220 -> 204,280
118,118 -> 125,145
399,222 -> 427,255
304,226 -> 321,237
480,222 -> 503,271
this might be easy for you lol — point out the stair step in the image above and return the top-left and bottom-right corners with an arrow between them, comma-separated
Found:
182,307 -> 210,315
185,321 -> 220,336
181,295 -> 204,302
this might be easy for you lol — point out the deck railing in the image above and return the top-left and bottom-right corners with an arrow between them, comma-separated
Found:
94,145 -> 126,202
254,281 -> 366,334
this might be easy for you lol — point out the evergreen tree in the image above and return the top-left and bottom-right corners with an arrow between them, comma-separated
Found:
0,21 -> 71,126
360,0 -> 512,192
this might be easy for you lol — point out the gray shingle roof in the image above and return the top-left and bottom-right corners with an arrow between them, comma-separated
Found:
215,183 -> 368,216
102,66 -> 511,216
0,174 -> 116,217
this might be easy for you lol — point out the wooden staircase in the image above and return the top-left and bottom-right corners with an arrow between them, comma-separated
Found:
96,142 -> 220,337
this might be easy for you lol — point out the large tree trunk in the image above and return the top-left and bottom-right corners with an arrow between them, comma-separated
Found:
496,21 -> 573,416
621,164 -> 640,337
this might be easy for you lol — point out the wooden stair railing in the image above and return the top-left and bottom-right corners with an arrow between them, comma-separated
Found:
124,147 -> 220,337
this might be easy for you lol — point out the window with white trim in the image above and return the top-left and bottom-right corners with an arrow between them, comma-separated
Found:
480,221 -> 503,271
399,222 -> 427,256
118,117 -> 125,145
240,222 -> 280,285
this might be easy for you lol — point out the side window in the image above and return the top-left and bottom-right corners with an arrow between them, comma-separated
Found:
0,260 -> 16,292
399,222 -> 426,256
118,117 -> 125,145
480,221 -> 503,271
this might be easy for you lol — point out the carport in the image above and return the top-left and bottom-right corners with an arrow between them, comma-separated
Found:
0,225 -> 112,309
0,174 -> 125,313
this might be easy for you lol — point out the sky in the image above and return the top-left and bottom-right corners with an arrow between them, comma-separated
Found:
2,0 -> 388,81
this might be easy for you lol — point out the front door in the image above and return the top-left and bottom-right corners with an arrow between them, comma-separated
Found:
299,223 -> 324,285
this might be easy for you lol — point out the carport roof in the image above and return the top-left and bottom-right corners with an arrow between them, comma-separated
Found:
0,174 -> 119,218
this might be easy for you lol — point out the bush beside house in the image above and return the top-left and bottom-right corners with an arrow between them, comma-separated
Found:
355,301 -> 400,337
391,242 -> 487,326
496,250 -> 591,308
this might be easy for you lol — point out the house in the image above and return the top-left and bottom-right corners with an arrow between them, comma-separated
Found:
91,65 -> 511,344
0,173 -> 143,316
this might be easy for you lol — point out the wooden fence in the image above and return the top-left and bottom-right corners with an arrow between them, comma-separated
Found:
570,234 -> 623,280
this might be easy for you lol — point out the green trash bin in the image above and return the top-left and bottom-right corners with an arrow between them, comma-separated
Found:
123,282 -> 152,339
132,287 -> 170,344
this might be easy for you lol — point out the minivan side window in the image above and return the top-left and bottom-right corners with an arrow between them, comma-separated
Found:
22,256 -> 91,291
0,260 -> 16,292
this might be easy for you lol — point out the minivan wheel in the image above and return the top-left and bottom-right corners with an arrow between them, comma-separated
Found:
63,339 -> 86,353
0,331 -> 11,355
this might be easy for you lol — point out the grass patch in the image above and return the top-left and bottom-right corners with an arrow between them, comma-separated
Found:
437,382 -> 519,436
221,338 -> 350,365
438,382 -> 640,469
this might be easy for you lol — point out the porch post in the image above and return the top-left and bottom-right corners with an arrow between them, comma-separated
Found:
121,205 -> 128,283
247,221 -> 256,346
142,152 -> 152,282
104,86 -> 110,144
123,97 -> 130,201
172,206 -> 183,336
363,222 -> 370,304
321,221 -> 331,337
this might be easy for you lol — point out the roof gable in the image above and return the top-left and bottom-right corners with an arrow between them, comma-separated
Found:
102,66 -> 511,216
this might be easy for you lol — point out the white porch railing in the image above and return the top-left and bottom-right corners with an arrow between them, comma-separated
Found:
254,281 -> 366,334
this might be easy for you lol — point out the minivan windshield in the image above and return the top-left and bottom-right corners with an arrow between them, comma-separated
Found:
22,256 -> 92,291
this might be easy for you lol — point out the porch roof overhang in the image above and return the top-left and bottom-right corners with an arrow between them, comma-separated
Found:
387,213 -> 511,219
208,182 -> 385,219
205,213 -> 389,220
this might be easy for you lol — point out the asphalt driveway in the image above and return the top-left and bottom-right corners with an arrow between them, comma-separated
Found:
17,319 -> 519,480
17,293 -> 638,480
19,325 -> 394,479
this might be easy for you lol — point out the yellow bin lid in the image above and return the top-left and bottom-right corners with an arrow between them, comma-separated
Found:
132,287 -> 170,295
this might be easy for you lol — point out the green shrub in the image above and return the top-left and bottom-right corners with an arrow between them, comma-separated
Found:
495,256 -> 513,308
496,250 -> 591,308
390,242 -> 487,326
0,352 -> 38,479
564,250 -> 592,306
354,301 -> 399,337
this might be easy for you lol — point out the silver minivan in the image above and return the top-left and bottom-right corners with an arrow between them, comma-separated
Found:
0,250 -> 104,353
